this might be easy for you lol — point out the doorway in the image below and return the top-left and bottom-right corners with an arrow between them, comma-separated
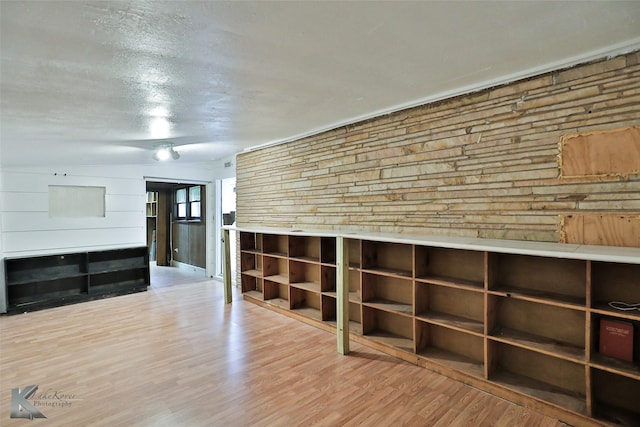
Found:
146,180 -> 209,282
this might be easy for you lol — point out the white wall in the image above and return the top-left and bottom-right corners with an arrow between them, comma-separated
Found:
0,157 -> 236,312
1,168 -> 145,256
0,165 -> 5,312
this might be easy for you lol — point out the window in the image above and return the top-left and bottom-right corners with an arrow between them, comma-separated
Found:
189,186 -> 201,218
175,186 -> 202,221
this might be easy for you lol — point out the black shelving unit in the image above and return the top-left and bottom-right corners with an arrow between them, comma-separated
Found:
4,247 -> 149,314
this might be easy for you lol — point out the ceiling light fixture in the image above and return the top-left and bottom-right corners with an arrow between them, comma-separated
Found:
153,145 -> 180,161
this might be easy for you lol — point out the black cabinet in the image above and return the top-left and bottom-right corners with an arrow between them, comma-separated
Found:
4,247 -> 149,314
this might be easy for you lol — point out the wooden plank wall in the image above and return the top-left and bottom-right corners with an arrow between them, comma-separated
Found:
236,51 -> 640,246
169,186 -> 207,268
172,221 -> 206,268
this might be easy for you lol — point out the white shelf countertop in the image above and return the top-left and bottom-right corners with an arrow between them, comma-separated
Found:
224,225 -> 640,264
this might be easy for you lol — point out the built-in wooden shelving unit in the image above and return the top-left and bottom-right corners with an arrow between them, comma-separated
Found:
4,247 -> 149,313
230,226 -> 640,426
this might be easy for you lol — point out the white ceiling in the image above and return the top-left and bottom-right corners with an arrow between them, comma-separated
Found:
1,1 -> 640,168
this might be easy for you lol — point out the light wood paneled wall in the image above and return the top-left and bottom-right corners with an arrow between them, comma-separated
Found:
237,51 -> 640,244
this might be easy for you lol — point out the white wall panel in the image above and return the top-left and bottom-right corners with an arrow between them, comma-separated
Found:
2,211 -> 145,232
0,169 -> 5,313
2,170 -> 144,194
1,193 -> 144,214
3,228 -> 145,256
106,194 -> 146,212
1,171 -> 49,192
0,192 -> 46,212
106,179 -> 146,195
1,166 -> 146,257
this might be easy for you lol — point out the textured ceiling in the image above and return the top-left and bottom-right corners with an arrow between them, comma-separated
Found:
1,1 -> 640,167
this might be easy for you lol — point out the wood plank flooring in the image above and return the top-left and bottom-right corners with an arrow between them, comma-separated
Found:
1,271 -> 568,426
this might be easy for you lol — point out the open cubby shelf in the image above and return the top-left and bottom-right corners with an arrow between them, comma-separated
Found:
415,275 -> 484,291
361,267 -> 412,278
489,327 -> 585,362
348,292 -> 361,303
416,311 -> 484,336
416,320 -> 484,378
491,370 -> 587,414
234,228 -> 640,426
591,368 -> 640,425
4,247 -> 149,313
365,331 -> 414,353
589,313 -> 640,383
244,290 -> 264,301
264,274 -> 288,285
592,304 -> 640,322
242,269 -> 263,278
590,353 -> 640,380
291,306 -> 322,321
290,281 -> 321,293
488,287 -> 586,309
362,300 -> 413,315
418,347 -> 484,378
6,253 -> 88,285
264,297 -> 289,310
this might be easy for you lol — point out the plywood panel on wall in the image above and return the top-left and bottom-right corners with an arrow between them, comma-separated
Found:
561,214 -> 640,247
236,51 -> 640,246
560,126 -> 640,177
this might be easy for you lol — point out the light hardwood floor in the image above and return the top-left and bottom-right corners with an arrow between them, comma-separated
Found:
1,270 -> 568,426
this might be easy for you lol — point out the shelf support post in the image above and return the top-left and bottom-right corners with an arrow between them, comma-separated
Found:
222,228 -> 232,304
336,236 -> 350,355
